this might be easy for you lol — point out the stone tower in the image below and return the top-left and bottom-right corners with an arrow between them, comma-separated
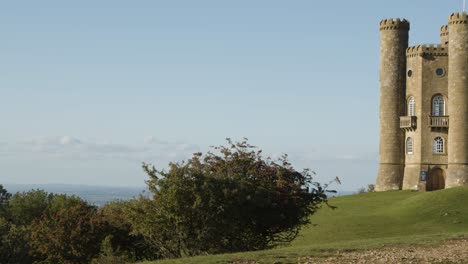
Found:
375,19 -> 409,191
446,12 -> 468,188
376,12 -> 468,192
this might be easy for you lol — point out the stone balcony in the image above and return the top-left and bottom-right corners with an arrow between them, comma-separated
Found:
429,116 -> 449,128
400,116 -> 417,130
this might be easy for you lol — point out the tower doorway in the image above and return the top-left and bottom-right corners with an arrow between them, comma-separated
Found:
427,168 -> 445,191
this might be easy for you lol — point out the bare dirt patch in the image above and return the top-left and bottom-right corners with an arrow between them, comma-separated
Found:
299,239 -> 468,264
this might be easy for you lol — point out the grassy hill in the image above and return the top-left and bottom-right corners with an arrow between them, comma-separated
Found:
144,186 -> 468,264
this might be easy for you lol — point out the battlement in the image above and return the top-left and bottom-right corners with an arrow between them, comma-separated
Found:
449,12 -> 468,24
440,25 -> 449,36
379,18 -> 410,31
406,44 -> 448,58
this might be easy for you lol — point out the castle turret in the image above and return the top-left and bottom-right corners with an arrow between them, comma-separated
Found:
440,25 -> 449,46
376,18 -> 409,191
446,12 -> 468,188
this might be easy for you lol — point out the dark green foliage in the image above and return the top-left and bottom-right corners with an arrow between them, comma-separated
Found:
100,201 -> 161,261
5,189 -> 82,226
0,218 -> 8,258
0,187 -> 158,263
0,219 -> 33,264
6,189 -> 52,226
90,235 -> 130,264
0,186 -> 35,264
0,189 -> 109,264
29,201 -> 105,264
0,185 -> 11,218
128,139 -> 333,258
0,185 -> 11,209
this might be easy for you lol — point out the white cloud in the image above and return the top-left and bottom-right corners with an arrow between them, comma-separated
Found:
84,143 -> 149,154
143,136 -> 164,145
17,136 -> 148,156
143,136 -> 198,152
59,136 -> 82,146
1,136 -> 199,163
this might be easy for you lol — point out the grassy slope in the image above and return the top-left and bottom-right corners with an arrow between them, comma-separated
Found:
144,186 -> 468,264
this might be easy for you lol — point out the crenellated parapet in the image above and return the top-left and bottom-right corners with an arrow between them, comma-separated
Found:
440,25 -> 449,36
406,44 -> 448,58
449,12 -> 468,24
440,25 -> 449,46
380,18 -> 410,31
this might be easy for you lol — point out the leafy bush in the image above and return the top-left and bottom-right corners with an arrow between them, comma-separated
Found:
100,201 -> 161,261
6,189 -> 53,226
357,184 -> 376,194
90,235 -> 129,264
0,219 -> 33,264
0,188 -> 107,264
0,185 -> 11,217
29,201 -> 105,263
128,139 -> 335,258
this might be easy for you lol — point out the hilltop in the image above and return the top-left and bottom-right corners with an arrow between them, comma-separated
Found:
145,186 -> 468,263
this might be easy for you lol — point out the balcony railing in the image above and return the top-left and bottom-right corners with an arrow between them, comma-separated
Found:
429,116 -> 449,128
400,116 -> 417,129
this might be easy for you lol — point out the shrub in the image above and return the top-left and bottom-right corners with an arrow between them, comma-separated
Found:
0,217 -> 34,264
128,139 -> 335,258
357,184 -> 376,194
29,201 -> 106,264
6,189 -> 52,226
99,201 -> 160,261
0,185 -> 11,217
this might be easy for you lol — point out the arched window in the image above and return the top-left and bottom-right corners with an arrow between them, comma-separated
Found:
433,137 -> 445,154
406,137 -> 413,154
432,95 -> 445,116
407,97 -> 416,116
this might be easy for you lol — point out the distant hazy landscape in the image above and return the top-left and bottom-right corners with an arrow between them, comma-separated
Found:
2,183 -> 353,207
3,183 -> 147,207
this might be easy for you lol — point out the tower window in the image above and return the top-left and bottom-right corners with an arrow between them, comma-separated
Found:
407,69 -> 413,77
433,137 -> 445,154
432,95 -> 445,116
407,97 -> 416,116
406,137 -> 413,154
436,68 -> 445,76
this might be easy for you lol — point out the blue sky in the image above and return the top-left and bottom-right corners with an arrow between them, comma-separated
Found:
0,1 -> 463,190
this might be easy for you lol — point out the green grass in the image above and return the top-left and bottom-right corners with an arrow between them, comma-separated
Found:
143,186 -> 468,264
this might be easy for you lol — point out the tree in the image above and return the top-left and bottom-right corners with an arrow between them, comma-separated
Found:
0,218 -> 33,264
0,185 -> 10,207
5,189 -> 82,226
6,189 -> 52,226
0,185 -> 11,217
90,235 -> 128,264
98,200 -> 160,261
128,139 -> 336,258
29,201 -> 106,264
0,189 -> 104,263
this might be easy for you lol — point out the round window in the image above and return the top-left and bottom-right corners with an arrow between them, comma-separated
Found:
436,68 -> 445,76
407,69 -> 413,77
